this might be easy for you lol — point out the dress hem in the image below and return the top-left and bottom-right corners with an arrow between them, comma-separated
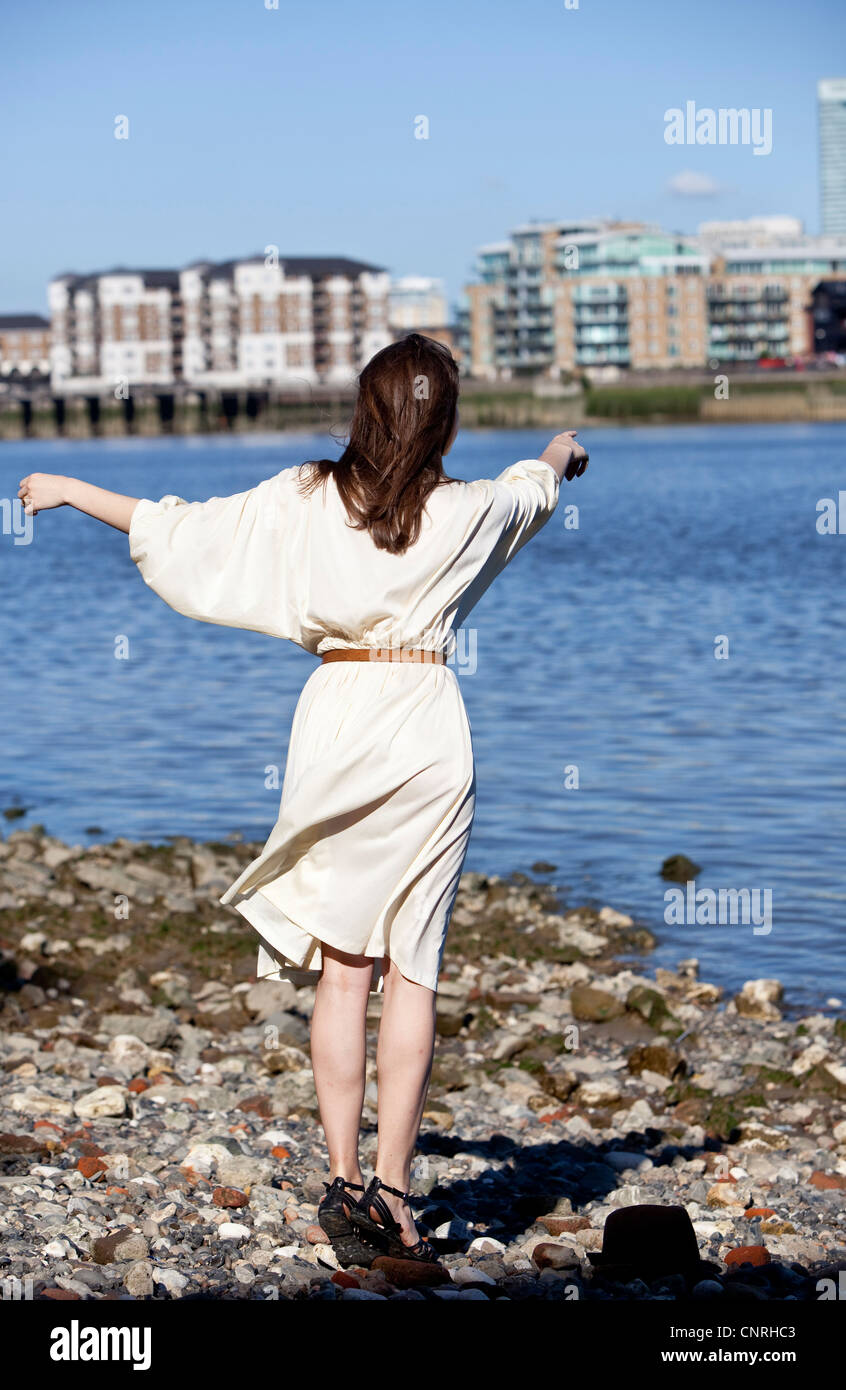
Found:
219,885 -> 446,994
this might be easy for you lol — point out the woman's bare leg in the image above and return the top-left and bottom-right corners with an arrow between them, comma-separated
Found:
310,944 -> 372,1185
373,956 -> 437,1245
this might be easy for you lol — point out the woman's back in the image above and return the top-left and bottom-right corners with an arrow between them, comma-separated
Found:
128,455 -> 560,657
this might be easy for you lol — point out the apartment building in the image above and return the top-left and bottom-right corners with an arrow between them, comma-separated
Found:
708,242 -> 846,362
49,269 -> 181,392
461,220 -> 846,376
181,256 -> 391,387
48,255 -> 391,392
465,221 -> 709,377
696,216 -> 804,250
0,314 -> 51,379
388,276 -> 448,332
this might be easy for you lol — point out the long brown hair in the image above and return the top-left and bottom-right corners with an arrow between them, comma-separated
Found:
298,333 -> 460,555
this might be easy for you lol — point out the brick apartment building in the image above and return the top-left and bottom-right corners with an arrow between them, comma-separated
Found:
461,220 -> 846,377
47,255 -> 392,392
0,314 -> 51,379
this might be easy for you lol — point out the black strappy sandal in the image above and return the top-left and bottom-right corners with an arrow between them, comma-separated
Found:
348,1175 -> 440,1263
317,1176 -> 379,1268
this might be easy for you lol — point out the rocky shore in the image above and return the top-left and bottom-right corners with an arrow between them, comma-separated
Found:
1,827 -> 844,1303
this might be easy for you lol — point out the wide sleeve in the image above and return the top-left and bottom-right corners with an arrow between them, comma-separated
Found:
490,457 -> 560,565
128,468 -> 306,643
453,458 -> 560,628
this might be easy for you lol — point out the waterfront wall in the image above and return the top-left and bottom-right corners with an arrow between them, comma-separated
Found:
2,378 -> 846,440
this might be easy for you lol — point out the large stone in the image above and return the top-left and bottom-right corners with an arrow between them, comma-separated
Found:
0,1132 -> 47,1156
42,843 -> 77,870
73,860 -> 142,898
124,1261 -> 154,1297
453,1265 -> 496,1286
189,846 -> 230,890
422,1103 -> 454,1130
556,921 -> 608,957
181,1142 -> 237,1177
576,1078 -> 622,1107
7,1089 -> 73,1118
790,1042 -> 828,1076
805,1061 -> 846,1099
263,1010 -> 310,1046
435,994 -> 471,1036
625,985 -> 675,1030
152,1267 -> 190,1296
539,1069 -> 579,1102
627,1043 -> 685,1079
106,1034 -> 152,1073
245,979 -> 299,1019
660,854 -> 702,882
217,1223 -> 251,1243
215,1155 -> 276,1189
530,1241 -> 581,1271
735,1122 -> 790,1152
146,1082 -> 232,1111
809,1170 -> 846,1191
73,1085 -> 128,1119
540,1216 -> 591,1237
150,972 -> 192,1007
91,1229 -> 149,1264
570,986 -> 624,1023
734,979 -> 783,1021
725,1245 -> 770,1269
213,1186 -> 249,1208
598,906 -> 635,929
371,1257 -> 451,1288
99,1011 -> 176,1048
706,1182 -> 744,1207
262,1043 -> 310,1076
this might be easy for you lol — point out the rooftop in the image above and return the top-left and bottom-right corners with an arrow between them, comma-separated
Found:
53,268 -> 181,290
51,255 -> 386,290
198,255 -> 385,280
0,314 -> 50,329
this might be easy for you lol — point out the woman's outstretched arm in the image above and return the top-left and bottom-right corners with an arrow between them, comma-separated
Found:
18,473 -> 140,534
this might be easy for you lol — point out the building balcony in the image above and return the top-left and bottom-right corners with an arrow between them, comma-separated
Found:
708,328 -> 790,344
707,290 -> 789,305
576,347 -> 631,364
575,330 -> 630,346
573,310 -> 628,324
708,309 -> 788,324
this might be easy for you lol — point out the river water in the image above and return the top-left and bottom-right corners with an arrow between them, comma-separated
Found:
2,422 -> 845,1009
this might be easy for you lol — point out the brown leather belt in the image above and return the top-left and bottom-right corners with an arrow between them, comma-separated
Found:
321,647 -> 446,665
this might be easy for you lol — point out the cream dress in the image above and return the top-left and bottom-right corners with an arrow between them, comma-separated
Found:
129,456 -> 560,993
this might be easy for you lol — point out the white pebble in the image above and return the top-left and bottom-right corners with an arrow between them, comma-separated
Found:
218,1223 -> 251,1242
466,1236 -> 506,1255
453,1265 -> 496,1286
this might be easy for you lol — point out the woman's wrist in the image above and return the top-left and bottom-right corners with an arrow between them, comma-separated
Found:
62,476 -> 80,507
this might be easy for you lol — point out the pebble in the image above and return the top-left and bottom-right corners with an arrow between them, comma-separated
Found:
153,1267 -> 189,1295
453,1265 -> 496,1286
218,1223 -> 251,1242
73,1085 -> 127,1119
124,1260 -> 154,1297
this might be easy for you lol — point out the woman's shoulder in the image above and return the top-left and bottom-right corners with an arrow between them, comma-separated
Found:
264,462 -> 320,498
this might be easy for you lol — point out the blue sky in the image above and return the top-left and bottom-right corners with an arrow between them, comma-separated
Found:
3,0 -> 843,315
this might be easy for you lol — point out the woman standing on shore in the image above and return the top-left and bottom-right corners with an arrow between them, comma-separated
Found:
18,334 -> 588,1267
